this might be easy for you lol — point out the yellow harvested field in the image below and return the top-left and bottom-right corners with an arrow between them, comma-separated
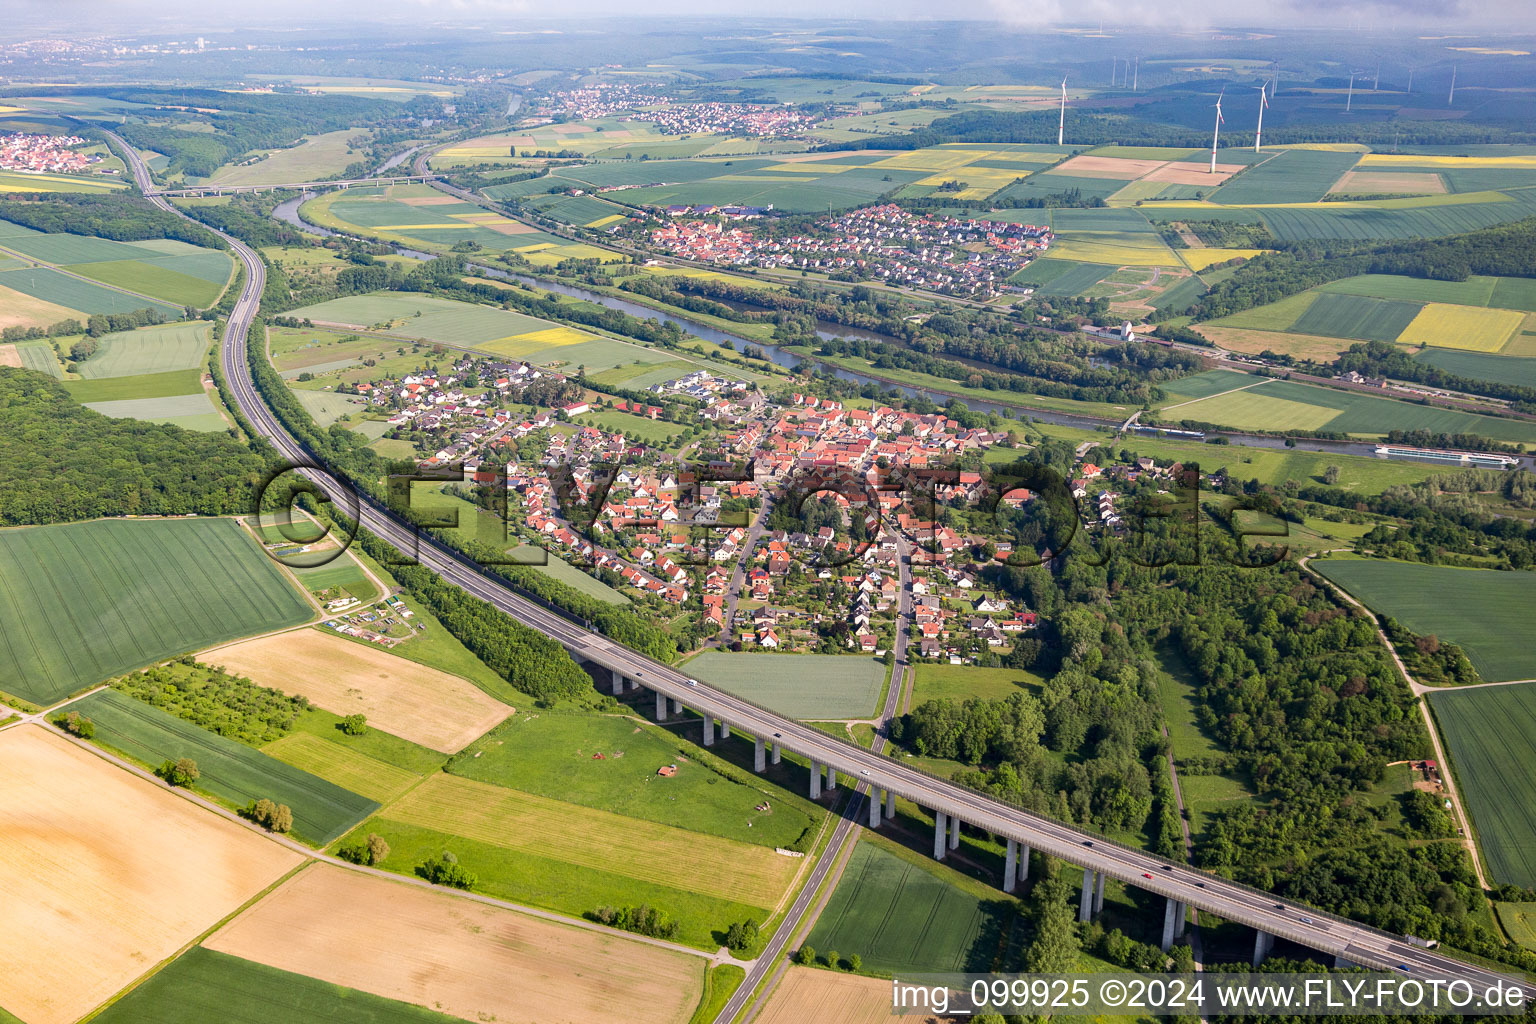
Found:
206,863 -> 704,1024
0,343 -> 19,367
1358,153 -> 1536,169
1048,237 -> 1181,267
915,167 -> 1023,191
0,282 -> 83,331
1332,170 -> 1447,194
1397,302 -> 1525,352
203,629 -> 513,753
1180,247 -> 1268,271
0,726 -> 301,1024
371,222 -> 473,231
1505,315 -> 1536,357
754,967 -> 894,1024
508,326 -> 592,346
262,733 -> 421,804
1200,325 -> 1361,362
870,148 -> 987,172
388,773 -> 799,908
586,213 -> 627,228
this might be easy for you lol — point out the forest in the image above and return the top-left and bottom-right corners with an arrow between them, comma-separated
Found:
0,194 -> 225,249
0,367 -> 270,525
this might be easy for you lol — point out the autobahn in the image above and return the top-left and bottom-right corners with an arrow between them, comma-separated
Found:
101,128 -> 1535,998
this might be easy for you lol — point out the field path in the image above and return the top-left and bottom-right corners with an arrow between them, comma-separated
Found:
1298,552 -> 1488,888
0,242 -> 187,312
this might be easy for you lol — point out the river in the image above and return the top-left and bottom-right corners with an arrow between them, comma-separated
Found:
265,201 -> 1520,465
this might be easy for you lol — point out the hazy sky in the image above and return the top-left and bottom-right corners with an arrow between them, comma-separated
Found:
8,0 -> 1534,32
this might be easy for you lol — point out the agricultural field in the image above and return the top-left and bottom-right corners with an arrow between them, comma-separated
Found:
1315,559 -> 1536,682
0,518 -> 313,705
1429,683 -> 1536,888
285,292 -> 594,350
751,966 -> 893,1024
83,391 -> 230,432
0,221 -> 231,312
508,544 -> 632,604
1288,293 -> 1422,342
72,688 -> 380,845
1209,149 -> 1362,204
805,838 -> 1015,974
0,726 -> 301,1024
1145,188 -> 1536,242
447,710 -> 819,849
0,168 -> 125,194
1415,348 -> 1536,390
73,321 -> 210,378
1495,903 -> 1536,951
341,772 -> 798,945
1161,377 -> 1536,444
1397,303 -> 1525,352
204,863 -> 705,1024
206,129 -> 366,186
682,651 -> 888,719
1318,273 -> 1536,313
1159,368 -> 1260,401
574,407 -> 686,445
204,628 -> 514,754
91,947 -> 463,1024
302,184 -> 619,265
1009,258 -> 1116,297
911,663 -> 1045,704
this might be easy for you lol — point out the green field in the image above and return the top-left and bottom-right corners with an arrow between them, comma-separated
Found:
508,544 -> 630,604
0,518 -> 312,704
1496,903 -> 1536,950
75,322 -> 211,378
1150,190 -> 1536,242
92,946 -> 460,1024
1160,369 -> 1259,401
1318,274 -> 1501,308
1287,292 -> 1422,342
74,688 -> 378,845
1210,150 -> 1361,205
293,388 -> 369,427
1164,377 -> 1536,444
1316,559 -> 1536,681
446,709 -> 818,848
1155,651 -> 1224,762
0,266 -> 183,317
1415,348 -> 1536,390
1013,259 -> 1117,297
911,663 -> 1044,704
72,259 -> 225,308
286,293 -> 584,348
682,651 -> 888,719
806,838 -> 1014,975
1429,683 -> 1536,887
574,408 -> 686,445
64,368 -> 204,403
84,391 -> 228,432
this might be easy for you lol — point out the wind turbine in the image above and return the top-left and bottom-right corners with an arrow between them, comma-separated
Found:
1407,67 -> 1415,93
1254,83 -> 1269,153
1374,61 -> 1380,91
1058,76 -> 1068,146
1210,89 -> 1225,173
1111,58 -> 1119,86
1449,65 -> 1457,106
1346,71 -> 1356,112
1132,58 -> 1139,91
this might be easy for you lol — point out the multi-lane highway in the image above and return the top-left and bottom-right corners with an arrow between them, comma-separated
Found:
102,129 -> 1533,996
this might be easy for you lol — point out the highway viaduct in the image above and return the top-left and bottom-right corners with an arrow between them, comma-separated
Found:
95,125 -> 1532,994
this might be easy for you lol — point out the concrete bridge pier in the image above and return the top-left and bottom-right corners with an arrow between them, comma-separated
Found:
1161,898 -> 1188,952
1093,871 -> 1106,915
611,669 -> 624,695
702,717 -> 715,746
753,737 -> 766,773
884,789 -> 895,817
771,742 -> 781,765
628,676 -> 639,693
826,767 -> 837,791
810,761 -> 822,799
868,792 -> 881,828
719,722 -> 730,739
655,691 -> 667,720
1079,868 -> 1097,922
1333,954 -> 1355,969
948,814 -> 960,850
671,698 -> 684,715
933,812 -> 948,860
1253,929 -> 1275,967
1003,839 -> 1030,892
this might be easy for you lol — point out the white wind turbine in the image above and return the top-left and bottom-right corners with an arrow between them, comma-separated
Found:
1254,82 -> 1269,152
1058,76 -> 1068,146
1210,89 -> 1225,173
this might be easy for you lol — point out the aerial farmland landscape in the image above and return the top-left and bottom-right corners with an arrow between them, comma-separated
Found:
6,1 -> 1536,1022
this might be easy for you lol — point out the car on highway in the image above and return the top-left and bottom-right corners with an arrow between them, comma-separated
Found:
686,679 -> 698,687
1299,916 -> 1314,924
1141,872 -> 1153,880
